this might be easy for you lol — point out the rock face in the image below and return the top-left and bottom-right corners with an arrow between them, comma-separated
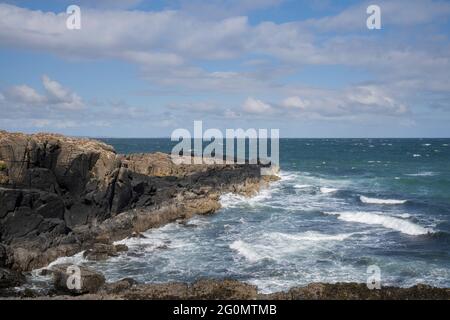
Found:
0,130 -> 273,274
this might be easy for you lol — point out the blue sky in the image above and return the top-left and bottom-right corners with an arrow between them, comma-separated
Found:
0,0 -> 449,137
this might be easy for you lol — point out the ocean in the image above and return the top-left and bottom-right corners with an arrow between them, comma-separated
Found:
47,138 -> 450,293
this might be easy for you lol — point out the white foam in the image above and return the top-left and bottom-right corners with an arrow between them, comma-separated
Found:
326,211 -> 433,236
405,171 -> 436,177
230,231 -> 353,263
360,196 -> 407,205
229,240 -> 266,263
320,187 -> 338,194
294,184 -> 312,189
46,251 -> 86,269
413,154 -> 421,157
219,188 -> 273,209
268,231 -> 353,242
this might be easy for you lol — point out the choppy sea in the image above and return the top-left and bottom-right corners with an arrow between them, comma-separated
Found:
35,139 -> 450,293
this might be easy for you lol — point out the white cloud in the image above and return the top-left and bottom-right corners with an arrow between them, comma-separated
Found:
346,86 -> 407,115
42,75 -> 84,110
244,85 -> 408,119
0,2 -> 448,98
1,75 -> 84,113
0,1 -> 448,131
223,109 -> 241,119
281,96 -> 309,110
5,85 -> 47,104
243,97 -> 273,114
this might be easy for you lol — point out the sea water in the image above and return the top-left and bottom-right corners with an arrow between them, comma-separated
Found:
39,139 -> 450,293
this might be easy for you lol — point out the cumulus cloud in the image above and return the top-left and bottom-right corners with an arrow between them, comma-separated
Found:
4,85 -> 47,105
281,96 -> 309,110
0,1 -> 448,134
243,97 -> 273,114
249,85 -> 408,119
42,75 -> 84,110
1,75 -> 84,112
0,76 -> 86,132
0,1 -> 448,97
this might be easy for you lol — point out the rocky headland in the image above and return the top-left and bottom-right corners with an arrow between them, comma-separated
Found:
1,130 -> 449,300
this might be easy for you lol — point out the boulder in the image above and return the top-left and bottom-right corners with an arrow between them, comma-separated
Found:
83,243 -> 118,261
51,263 -> 105,294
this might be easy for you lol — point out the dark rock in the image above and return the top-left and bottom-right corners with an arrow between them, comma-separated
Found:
114,244 -> 128,252
129,232 -> 147,239
83,243 -> 117,261
0,267 -> 26,289
103,278 -> 137,294
190,279 -> 258,300
37,268 -> 53,276
51,263 -> 105,294
2,207 -> 43,240
0,244 -> 10,268
0,130 -> 273,274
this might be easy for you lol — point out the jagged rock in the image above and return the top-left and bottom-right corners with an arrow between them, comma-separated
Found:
0,267 -> 26,289
0,130 -> 273,272
51,264 -> 105,294
190,279 -> 258,300
114,244 -> 128,252
0,244 -> 12,268
103,278 -> 137,294
128,232 -> 147,239
83,243 -> 118,261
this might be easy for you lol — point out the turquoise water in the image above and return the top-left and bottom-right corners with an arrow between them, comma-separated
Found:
72,139 -> 450,292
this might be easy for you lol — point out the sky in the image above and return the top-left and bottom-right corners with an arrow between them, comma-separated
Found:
0,0 -> 449,138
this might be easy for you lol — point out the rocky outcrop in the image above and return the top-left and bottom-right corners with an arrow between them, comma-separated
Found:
6,277 -> 450,300
51,263 -> 105,294
83,243 -> 127,261
0,130 -> 274,274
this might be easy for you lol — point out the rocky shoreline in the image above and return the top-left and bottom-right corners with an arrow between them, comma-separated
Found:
1,130 -> 449,300
0,130 -> 276,294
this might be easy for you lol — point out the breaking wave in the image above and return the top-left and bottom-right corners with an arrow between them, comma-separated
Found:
325,211 -> 433,236
360,196 -> 407,205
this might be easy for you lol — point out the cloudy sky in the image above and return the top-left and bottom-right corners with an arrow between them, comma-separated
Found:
0,0 -> 449,137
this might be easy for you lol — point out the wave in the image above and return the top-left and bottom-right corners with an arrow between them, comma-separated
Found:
325,211 -> 433,236
404,171 -> 437,177
229,240 -> 267,263
320,187 -> 338,194
294,184 -> 312,189
219,188 -> 273,208
230,231 -> 353,262
268,231 -> 353,242
360,196 -> 407,205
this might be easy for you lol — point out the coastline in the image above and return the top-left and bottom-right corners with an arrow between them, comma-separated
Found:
0,130 -> 277,294
1,131 -> 449,300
